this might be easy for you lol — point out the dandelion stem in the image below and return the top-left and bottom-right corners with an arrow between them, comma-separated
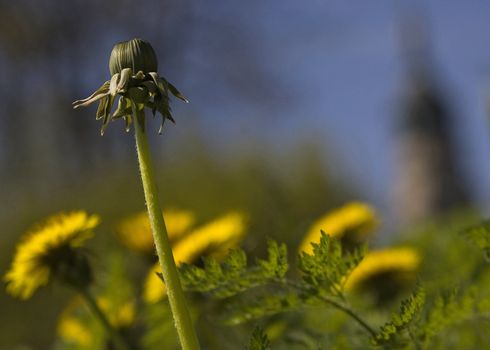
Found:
80,288 -> 129,350
133,106 -> 200,350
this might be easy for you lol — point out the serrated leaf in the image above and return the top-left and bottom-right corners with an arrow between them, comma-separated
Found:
256,240 -> 288,279
179,242 -> 289,299
372,284 -> 425,345
298,232 -> 365,297
247,326 -> 271,350
420,287 -> 479,346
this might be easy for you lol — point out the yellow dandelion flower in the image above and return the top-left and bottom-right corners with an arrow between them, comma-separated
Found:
344,247 -> 421,291
143,211 -> 247,303
4,211 -> 99,299
299,202 -> 378,254
171,212 -> 246,264
116,208 -> 195,254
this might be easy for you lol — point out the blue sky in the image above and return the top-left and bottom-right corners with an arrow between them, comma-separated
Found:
165,1 -> 490,214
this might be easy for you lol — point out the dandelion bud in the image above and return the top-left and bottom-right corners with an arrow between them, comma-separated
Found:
75,38 -> 187,134
109,38 -> 158,75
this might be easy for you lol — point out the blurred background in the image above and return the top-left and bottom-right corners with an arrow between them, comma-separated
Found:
2,0 -> 490,348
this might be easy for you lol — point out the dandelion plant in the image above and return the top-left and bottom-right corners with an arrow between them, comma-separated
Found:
4,212 -> 98,299
73,39 -> 200,350
4,212 -> 129,349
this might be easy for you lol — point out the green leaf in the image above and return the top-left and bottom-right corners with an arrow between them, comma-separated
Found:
420,287 -> 478,346
247,326 -> 271,350
257,240 -> 289,280
372,284 -> 426,345
179,242 -> 289,299
298,232 -> 365,297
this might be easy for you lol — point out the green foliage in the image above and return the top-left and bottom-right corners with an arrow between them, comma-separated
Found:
177,232 -> 375,347
372,284 -> 426,345
369,274 -> 490,349
179,241 -> 288,299
418,287 -> 479,347
259,240 -> 289,280
175,232 -> 375,347
247,326 -> 272,350
35,208 -> 490,349
461,221 -> 490,261
298,232 -> 366,297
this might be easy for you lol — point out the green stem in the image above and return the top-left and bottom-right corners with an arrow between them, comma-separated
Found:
281,279 -> 377,338
315,294 -> 377,338
80,289 -> 129,350
133,107 -> 200,350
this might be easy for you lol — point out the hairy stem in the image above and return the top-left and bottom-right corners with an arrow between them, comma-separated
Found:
80,288 -> 129,350
133,107 -> 200,350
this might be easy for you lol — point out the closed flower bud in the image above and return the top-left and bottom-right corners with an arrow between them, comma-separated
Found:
75,38 -> 188,135
109,38 -> 158,75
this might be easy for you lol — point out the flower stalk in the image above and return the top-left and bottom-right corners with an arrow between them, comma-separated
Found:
73,38 -> 199,349
79,288 -> 129,350
133,106 -> 200,350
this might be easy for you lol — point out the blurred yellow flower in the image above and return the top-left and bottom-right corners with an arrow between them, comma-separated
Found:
4,211 -> 99,299
58,298 -> 92,346
171,211 -> 246,264
344,247 -> 421,291
143,211 -> 247,303
58,316 -> 92,346
299,202 -> 378,254
116,208 -> 195,254
98,297 -> 136,328
57,296 -> 135,347
144,264 -> 166,303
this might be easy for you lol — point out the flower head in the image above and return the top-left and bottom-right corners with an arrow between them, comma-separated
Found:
143,212 -> 247,303
299,202 -> 378,254
344,247 -> 421,293
116,208 -> 195,255
109,39 -> 158,76
73,38 -> 188,135
4,211 -> 99,299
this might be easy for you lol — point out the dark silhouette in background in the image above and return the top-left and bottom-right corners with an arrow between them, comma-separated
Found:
393,14 -> 470,224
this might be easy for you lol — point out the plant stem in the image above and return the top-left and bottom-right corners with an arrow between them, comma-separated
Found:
281,279 -> 377,338
80,288 -> 129,350
133,107 -> 200,350
315,294 -> 377,338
